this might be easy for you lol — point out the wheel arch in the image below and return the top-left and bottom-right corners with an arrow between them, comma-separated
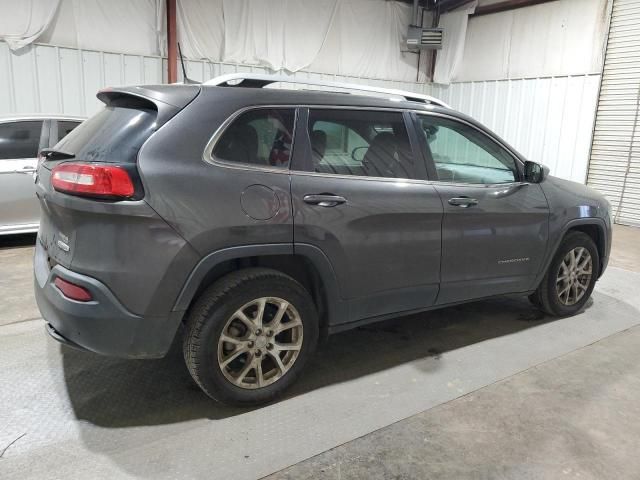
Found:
540,218 -> 609,284
567,223 -> 606,273
173,244 -> 346,336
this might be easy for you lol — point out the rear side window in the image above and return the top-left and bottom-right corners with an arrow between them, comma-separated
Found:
0,121 -> 43,159
305,109 -> 416,179
54,107 -> 157,163
213,109 -> 295,169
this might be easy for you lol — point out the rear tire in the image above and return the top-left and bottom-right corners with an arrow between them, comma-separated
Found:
531,231 -> 599,317
183,268 -> 319,406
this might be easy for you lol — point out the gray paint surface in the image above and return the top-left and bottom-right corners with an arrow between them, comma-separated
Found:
434,182 -> 550,303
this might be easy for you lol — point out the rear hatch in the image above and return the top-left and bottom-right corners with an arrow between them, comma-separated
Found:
36,85 -> 199,270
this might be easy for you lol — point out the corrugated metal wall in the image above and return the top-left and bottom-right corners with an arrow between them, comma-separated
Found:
0,42 -> 167,116
1,41 -> 600,183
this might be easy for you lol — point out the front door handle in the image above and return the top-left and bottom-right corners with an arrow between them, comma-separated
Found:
448,197 -> 478,208
303,194 -> 347,207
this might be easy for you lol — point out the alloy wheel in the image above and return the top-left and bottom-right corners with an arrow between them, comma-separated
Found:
217,297 -> 303,389
556,247 -> 593,306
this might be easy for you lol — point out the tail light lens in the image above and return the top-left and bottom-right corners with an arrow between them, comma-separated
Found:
51,162 -> 135,199
54,277 -> 93,302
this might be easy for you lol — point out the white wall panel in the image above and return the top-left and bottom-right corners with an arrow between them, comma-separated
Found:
457,0 -> 608,82
0,41 -> 599,184
59,47 -> 84,115
34,46 -> 61,113
0,41 -> 164,116
82,50 -> 104,114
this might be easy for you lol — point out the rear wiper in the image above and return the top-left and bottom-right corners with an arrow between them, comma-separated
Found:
39,148 -> 75,161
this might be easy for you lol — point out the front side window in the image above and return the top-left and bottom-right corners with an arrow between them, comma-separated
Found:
306,109 -> 415,179
0,121 -> 43,160
418,115 -> 518,184
213,109 -> 295,169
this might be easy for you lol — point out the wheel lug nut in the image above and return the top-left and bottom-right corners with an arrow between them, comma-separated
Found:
255,349 -> 262,356
255,329 -> 262,335
248,341 -> 254,347
266,330 -> 273,337
267,343 -> 273,350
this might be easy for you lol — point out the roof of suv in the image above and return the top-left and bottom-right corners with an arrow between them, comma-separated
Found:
110,83 -> 452,116
202,85 -> 445,112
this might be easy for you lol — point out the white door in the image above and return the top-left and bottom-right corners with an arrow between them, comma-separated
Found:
0,120 -> 45,233
587,0 -> 640,226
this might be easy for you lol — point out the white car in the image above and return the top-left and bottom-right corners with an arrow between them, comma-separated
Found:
0,114 -> 84,235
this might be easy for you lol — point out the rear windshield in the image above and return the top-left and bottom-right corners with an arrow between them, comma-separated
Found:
54,106 -> 157,163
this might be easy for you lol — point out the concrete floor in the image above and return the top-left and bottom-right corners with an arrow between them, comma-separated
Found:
1,225 -> 639,479
270,226 -> 640,480
269,326 -> 640,480
0,234 -> 40,327
608,224 -> 640,272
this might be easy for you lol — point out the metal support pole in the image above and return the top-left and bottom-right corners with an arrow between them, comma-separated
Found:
167,0 -> 177,83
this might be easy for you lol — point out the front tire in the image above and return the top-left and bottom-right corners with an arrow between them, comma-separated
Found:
183,268 -> 319,406
531,231 -> 600,317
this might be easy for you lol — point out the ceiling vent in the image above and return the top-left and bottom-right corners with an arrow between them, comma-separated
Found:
406,26 -> 443,50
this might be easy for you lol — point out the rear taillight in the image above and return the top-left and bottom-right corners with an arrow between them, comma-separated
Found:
51,162 -> 135,198
54,277 -> 93,302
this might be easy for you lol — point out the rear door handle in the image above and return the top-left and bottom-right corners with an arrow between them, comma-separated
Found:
448,197 -> 478,208
303,194 -> 347,207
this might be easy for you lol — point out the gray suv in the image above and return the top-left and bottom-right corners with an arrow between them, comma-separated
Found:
34,75 -> 612,405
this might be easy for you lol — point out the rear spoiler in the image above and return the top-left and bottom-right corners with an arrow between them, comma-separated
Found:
97,85 -> 200,123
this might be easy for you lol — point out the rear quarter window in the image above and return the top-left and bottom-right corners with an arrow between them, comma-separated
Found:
212,108 -> 295,169
54,106 -> 157,163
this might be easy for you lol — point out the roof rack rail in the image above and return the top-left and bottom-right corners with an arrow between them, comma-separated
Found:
203,73 -> 450,109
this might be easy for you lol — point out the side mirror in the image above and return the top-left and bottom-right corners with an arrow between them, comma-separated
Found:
524,161 -> 549,183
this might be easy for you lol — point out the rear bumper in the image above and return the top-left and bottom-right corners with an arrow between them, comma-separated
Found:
45,322 -> 88,352
34,240 -> 181,359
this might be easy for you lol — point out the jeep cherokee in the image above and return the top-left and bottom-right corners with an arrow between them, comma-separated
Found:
34,75 -> 612,405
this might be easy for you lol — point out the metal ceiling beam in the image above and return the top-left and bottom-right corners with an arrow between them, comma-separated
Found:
435,0 -> 476,12
471,0 -> 558,17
